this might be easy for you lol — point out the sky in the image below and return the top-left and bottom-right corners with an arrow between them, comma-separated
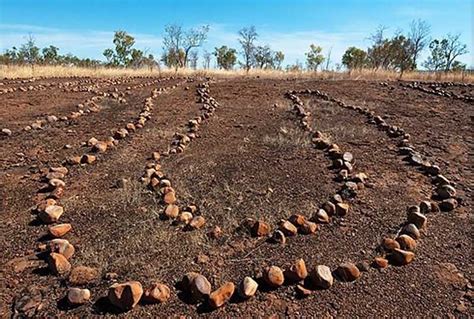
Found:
0,0 -> 472,69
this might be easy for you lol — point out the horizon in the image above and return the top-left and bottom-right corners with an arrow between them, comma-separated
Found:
0,0 -> 472,69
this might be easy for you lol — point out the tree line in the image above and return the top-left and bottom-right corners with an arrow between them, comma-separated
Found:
0,20 -> 469,74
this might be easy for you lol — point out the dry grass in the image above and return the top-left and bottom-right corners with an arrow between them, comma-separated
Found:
263,126 -> 311,149
1,64 -> 473,82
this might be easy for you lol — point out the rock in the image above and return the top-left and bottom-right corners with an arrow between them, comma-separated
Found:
285,258 -> 308,282
45,171 -> 65,180
436,185 -> 456,199
420,201 -> 433,214
238,277 -> 258,299
142,283 -> 170,303
48,178 -> 66,188
87,137 -> 99,146
396,235 -> 417,251
49,239 -> 75,259
163,191 -> 177,204
372,257 -> 389,269
381,237 -> 400,252
188,273 -> 211,301
299,221 -> 318,234
151,152 -> 161,161
263,266 -> 284,288
400,223 -> 421,240
163,204 -> 179,219
434,174 -> 450,186
67,156 -> 82,165
352,172 -> 368,183
67,288 -> 91,305
389,249 -> 415,266
38,205 -> 64,224
108,281 -> 143,311
251,220 -> 271,237
288,214 -> 306,227
309,265 -> 333,289
209,282 -> 235,309
48,253 -> 71,275
36,198 -> 57,212
178,212 -> 193,224
407,210 -> 427,229
335,203 -> 350,216
278,220 -> 298,236
69,266 -> 100,285
335,263 -> 360,282
342,152 -> 353,163
114,128 -> 129,139
272,230 -> 286,245
92,141 -> 108,153
48,223 -> 72,238
1,128 -> 12,136
312,209 -> 330,223
322,201 -> 336,216
80,154 -> 96,164
189,216 -> 206,229
439,198 -> 458,211
295,284 -> 313,297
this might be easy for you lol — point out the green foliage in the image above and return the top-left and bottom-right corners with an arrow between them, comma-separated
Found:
342,47 -> 367,70
424,34 -> 468,71
305,44 -> 325,71
161,48 -> 185,69
103,31 -> 136,67
274,51 -> 285,69
18,35 -> 41,65
42,45 -> 60,64
214,46 -> 237,70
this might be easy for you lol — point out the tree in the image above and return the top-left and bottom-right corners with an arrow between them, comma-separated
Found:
18,35 -> 41,65
42,45 -> 60,65
342,47 -> 368,70
188,50 -> 198,69
214,46 -> 237,70
254,45 -> 274,69
103,31 -> 136,67
389,34 -> 415,75
408,19 -> 430,68
424,34 -> 468,71
182,25 -> 209,68
202,50 -> 211,69
162,24 -> 208,69
238,26 -> 258,72
305,44 -> 325,71
274,51 -> 284,69
161,47 -> 185,69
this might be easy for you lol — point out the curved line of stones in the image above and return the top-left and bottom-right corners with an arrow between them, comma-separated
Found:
292,87 -> 459,261
1,78 -> 176,137
0,76 -> 149,95
24,81 -> 187,306
137,81 -> 220,233
379,81 -> 473,103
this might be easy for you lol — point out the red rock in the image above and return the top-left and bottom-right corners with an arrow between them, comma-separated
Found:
48,223 -> 72,238
163,204 -> 179,219
299,221 -> 318,234
396,235 -> 417,251
288,214 -> 306,227
142,283 -> 170,303
263,266 -> 284,287
251,221 -> 271,237
48,253 -> 71,275
389,249 -> 415,266
372,257 -> 389,269
285,258 -> 308,281
209,282 -> 235,309
335,263 -> 360,282
278,220 -> 297,236
108,281 -> 143,311
189,216 -> 206,229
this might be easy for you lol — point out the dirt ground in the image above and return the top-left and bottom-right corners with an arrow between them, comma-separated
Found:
0,76 -> 472,318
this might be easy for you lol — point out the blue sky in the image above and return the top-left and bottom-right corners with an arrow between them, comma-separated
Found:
0,0 -> 472,68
